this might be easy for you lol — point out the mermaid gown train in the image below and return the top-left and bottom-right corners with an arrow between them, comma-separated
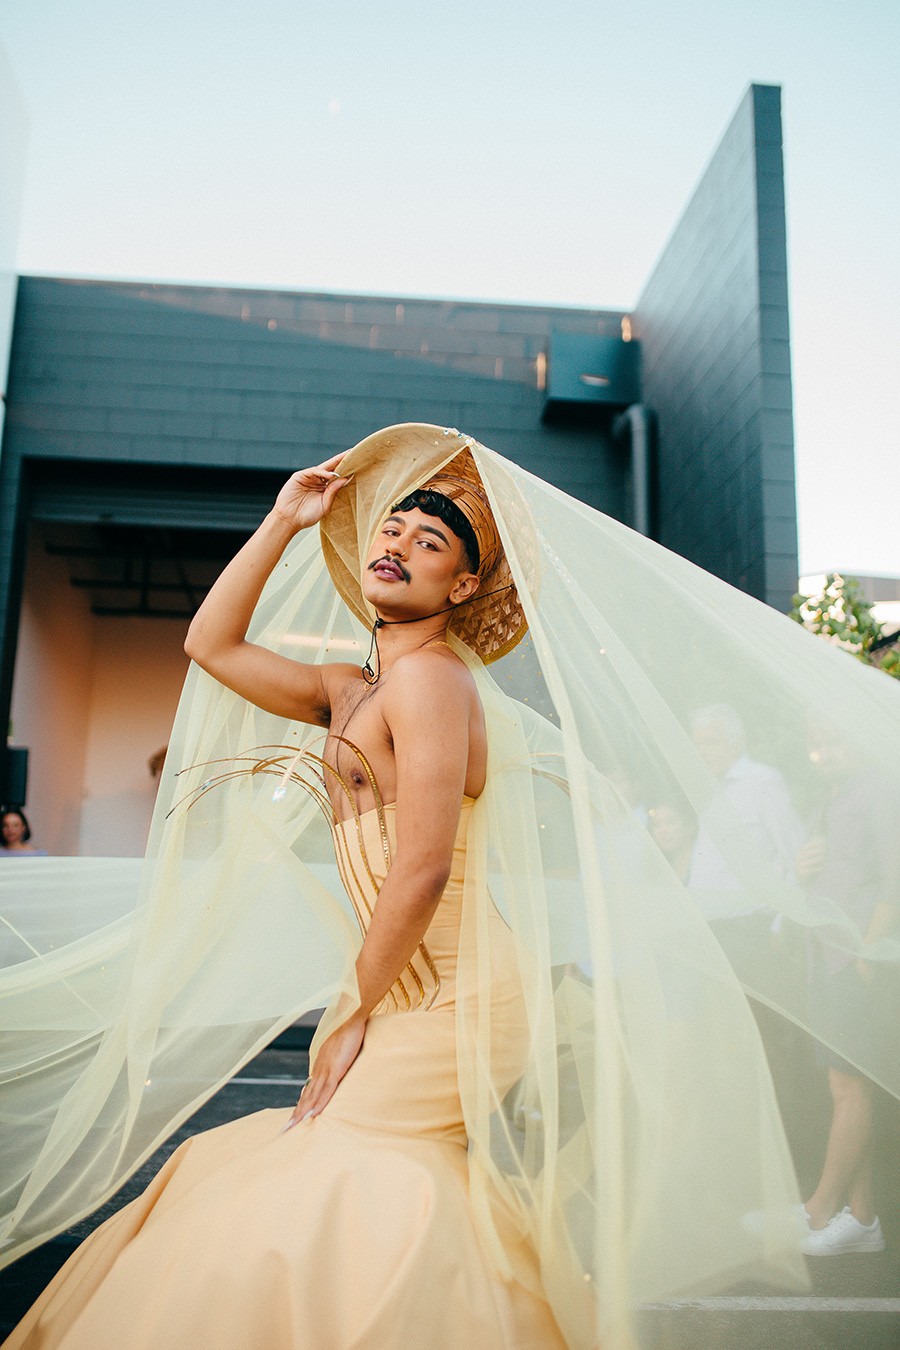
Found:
5,802 -> 564,1349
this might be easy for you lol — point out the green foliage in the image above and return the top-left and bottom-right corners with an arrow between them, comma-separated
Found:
790,573 -> 900,679
880,647 -> 900,679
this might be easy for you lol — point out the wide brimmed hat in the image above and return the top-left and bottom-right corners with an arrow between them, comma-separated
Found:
320,423 -> 528,664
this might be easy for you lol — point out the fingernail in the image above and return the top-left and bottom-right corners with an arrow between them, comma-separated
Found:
280,1117 -> 296,1134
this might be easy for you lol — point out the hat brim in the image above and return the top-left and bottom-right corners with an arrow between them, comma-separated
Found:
320,424 -> 528,665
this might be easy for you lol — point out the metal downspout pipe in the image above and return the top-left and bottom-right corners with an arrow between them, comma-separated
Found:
614,404 -> 653,538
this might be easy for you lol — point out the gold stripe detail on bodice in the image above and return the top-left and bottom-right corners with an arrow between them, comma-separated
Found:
170,736 -> 442,1011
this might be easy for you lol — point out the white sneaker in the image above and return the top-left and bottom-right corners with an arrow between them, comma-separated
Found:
801,1207 -> 885,1255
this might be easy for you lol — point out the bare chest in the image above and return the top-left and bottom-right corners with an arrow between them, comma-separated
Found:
323,679 -> 395,819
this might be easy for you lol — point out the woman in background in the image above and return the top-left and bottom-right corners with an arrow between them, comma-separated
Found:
1,808 -> 47,856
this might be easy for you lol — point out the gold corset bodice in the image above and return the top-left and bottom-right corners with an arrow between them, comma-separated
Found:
332,798 -> 473,1014
171,736 -> 476,1017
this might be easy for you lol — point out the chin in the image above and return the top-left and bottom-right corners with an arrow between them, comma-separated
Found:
361,575 -> 411,610
362,577 -> 443,622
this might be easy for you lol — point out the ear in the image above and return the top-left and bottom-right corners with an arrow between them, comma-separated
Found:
449,573 -> 480,606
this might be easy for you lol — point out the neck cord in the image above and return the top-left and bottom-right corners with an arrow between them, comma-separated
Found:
361,584 -> 514,684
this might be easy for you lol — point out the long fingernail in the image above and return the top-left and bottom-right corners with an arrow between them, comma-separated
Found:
280,1118 -> 296,1134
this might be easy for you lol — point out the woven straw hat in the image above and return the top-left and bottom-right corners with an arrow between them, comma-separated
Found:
320,423 -> 528,664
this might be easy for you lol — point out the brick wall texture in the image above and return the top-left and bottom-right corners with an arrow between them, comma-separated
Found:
633,84 -> 798,611
4,279 -> 627,513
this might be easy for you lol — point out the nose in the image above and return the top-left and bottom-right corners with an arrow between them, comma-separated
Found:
385,539 -> 406,558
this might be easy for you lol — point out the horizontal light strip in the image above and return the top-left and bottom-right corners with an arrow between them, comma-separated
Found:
276,635 -> 362,649
642,1297 -> 900,1313
229,1076 -> 306,1087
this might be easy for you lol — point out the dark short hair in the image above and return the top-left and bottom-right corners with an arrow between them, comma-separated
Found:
2,807 -> 31,842
391,489 -> 480,574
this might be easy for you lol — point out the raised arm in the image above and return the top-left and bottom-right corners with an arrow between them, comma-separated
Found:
184,455 -> 352,724
287,653 -> 478,1124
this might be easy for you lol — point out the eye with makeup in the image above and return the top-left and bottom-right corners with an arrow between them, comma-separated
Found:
381,526 -> 439,551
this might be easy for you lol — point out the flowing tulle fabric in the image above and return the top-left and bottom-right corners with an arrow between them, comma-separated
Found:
2,427 -> 898,1348
3,804 -> 565,1350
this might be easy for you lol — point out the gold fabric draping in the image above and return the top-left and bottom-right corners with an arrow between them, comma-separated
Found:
1,426 -> 898,1348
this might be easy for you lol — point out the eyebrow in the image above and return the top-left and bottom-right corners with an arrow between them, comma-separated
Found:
384,514 -> 451,547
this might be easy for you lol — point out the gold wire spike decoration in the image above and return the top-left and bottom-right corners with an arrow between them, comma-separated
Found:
168,738 -> 441,1012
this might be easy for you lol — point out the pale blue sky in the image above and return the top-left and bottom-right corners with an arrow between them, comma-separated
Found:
1,0 -> 898,576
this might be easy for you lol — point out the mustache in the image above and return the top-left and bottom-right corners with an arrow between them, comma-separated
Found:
368,555 -> 411,583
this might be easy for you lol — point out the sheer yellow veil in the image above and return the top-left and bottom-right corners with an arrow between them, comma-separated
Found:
1,424 -> 898,1348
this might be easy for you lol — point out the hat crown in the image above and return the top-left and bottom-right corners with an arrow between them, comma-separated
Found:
422,461 -> 502,578
319,423 -> 528,665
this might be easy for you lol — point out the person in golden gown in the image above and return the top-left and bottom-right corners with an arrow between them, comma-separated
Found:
4,424 -> 897,1349
5,434 -> 565,1348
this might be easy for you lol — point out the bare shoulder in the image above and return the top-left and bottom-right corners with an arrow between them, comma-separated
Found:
381,650 -> 487,798
381,649 -> 476,720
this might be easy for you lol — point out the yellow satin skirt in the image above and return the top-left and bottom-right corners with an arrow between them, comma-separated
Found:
7,804 -> 564,1348
7,1020 -> 561,1348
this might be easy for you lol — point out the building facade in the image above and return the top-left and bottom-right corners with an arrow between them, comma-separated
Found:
0,84 -> 797,854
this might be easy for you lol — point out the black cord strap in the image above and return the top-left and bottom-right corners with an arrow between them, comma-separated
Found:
361,584 -> 515,685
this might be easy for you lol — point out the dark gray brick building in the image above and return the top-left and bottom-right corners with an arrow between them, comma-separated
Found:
634,83 -> 796,610
0,85 -> 798,844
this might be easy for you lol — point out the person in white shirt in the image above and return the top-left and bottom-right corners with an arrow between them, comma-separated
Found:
688,705 -> 807,1107
688,704 -> 805,922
